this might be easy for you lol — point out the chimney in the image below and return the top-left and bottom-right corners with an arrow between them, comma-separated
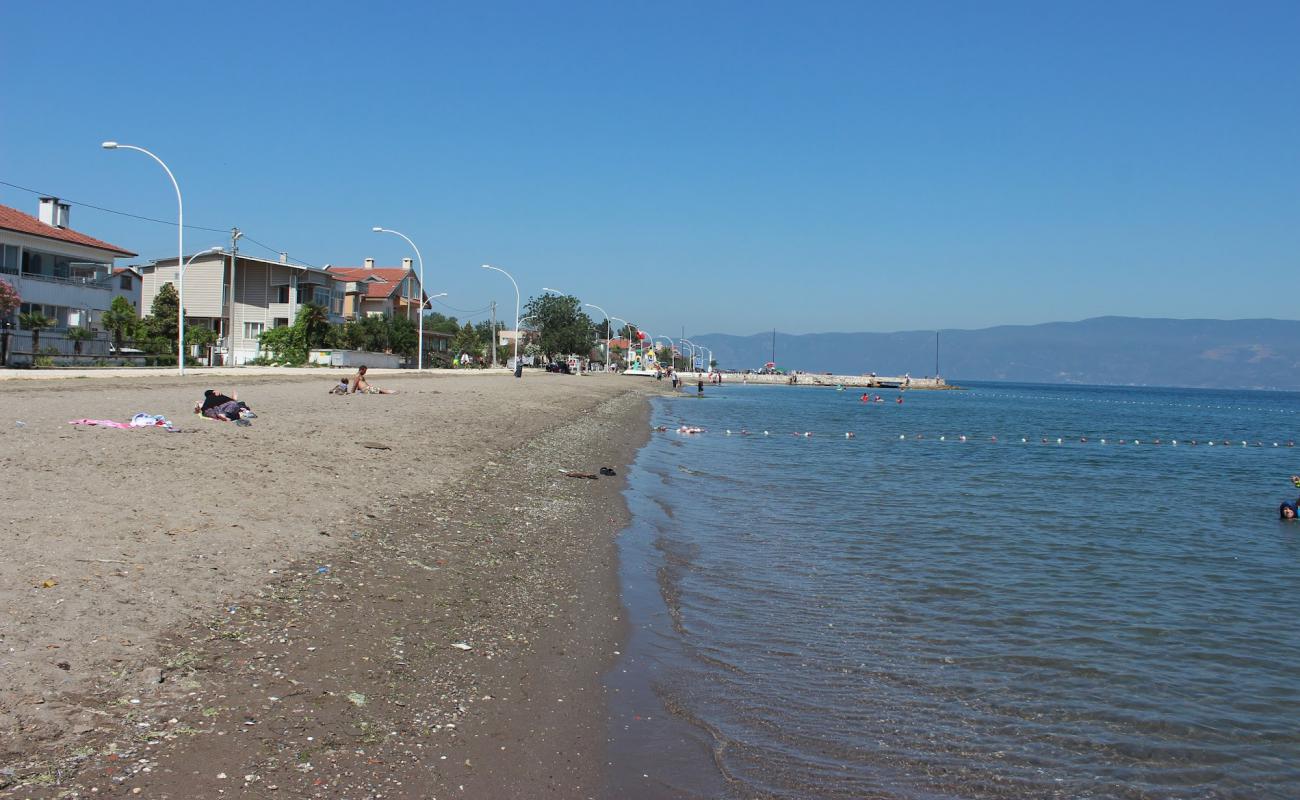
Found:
55,201 -> 71,228
364,258 -> 375,270
37,197 -> 58,226
401,257 -> 413,271
279,252 -> 288,264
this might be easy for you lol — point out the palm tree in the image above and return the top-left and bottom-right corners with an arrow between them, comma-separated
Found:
66,326 -> 94,356
19,311 -> 54,357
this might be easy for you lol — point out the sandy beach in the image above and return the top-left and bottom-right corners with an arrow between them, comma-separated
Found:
0,369 -> 662,797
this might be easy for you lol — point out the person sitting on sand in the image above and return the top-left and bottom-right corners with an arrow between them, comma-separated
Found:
350,365 -> 396,395
197,389 -> 255,424
328,378 -> 349,395
1281,501 -> 1297,520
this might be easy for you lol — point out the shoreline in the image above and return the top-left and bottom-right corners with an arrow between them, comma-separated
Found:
1,372 -> 659,797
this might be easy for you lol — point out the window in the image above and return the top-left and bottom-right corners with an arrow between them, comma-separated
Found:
244,321 -> 264,340
273,317 -> 289,328
19,302 -> 69,328
275,285 -> 291,304
0,244 -> 18,274
119,274 -> 133,290
312,287 -> 330,307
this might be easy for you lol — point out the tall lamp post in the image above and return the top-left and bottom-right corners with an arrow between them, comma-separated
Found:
681,338 -> 698,374
372,227 -> 427,370
102,141 -> 185,374
584,303 -> 610,366
609,316 -> 630,369
481,264 -> 520,377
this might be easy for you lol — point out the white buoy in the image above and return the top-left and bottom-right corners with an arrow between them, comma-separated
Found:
940,435 -> 946,441
1135,440 -> 1141,445
1172,440 -> 1178,446
1101,439 -> 1106,444
725,430 -> 732,436
899,434 -> 905,440
763,430 -> 770,436
1021,437 -> 1027,443
1056,438 -> 1062,444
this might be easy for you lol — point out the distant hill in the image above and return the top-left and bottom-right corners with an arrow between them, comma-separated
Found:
690,317 -> 1300,391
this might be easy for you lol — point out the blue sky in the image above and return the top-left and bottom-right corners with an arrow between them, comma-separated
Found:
2,1 -> 1297,336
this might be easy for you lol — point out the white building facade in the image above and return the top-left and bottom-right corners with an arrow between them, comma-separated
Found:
139,252 -> 344,365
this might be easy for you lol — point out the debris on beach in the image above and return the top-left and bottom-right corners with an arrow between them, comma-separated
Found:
564,471 -> 598,479
451,642 -> 473,651
360,441 -> 392,450
346,692 -> 367,706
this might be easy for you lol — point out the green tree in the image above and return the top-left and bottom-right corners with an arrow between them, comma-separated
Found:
257,325 -> 305,363
142,282 -> 180,353
18,311 -> 54,355
450,321 -> 481,363
66,325 -> 94,356
520,293 -> 596,362
295,303 -> 332,350
423,311 -> 460,335
101,296 -> 138,353
388,315 -> 418,358
656,346 -> 676,370
187,324 -> 218,361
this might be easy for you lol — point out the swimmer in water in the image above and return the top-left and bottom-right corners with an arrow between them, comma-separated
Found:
1281,501 -> 1298,520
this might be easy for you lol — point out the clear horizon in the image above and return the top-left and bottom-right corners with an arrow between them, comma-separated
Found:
3,1 -> 1297,337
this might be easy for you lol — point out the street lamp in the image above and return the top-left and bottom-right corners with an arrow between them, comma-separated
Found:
609,316 -> 630,369
584,303 -> 610,365
102,141 -> 186,374
481,264 -> 521,378
372,227 -> 427,370
681,338 -> 698,374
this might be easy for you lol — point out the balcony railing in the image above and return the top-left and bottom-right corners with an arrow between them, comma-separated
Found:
6,269 -> 113,290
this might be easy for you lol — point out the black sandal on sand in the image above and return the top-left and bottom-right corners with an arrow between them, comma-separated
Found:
599,467 -> 616,476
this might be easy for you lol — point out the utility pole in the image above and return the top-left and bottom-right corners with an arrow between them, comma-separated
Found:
228,227 -> 242,366
490,301 -> 498,368
935,331 -> 940,376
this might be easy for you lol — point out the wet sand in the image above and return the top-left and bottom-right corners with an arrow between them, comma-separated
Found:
0,370 -> 659,797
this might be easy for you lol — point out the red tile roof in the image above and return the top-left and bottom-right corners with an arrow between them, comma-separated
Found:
0,203 -> 136,257
326,266 -> 415,299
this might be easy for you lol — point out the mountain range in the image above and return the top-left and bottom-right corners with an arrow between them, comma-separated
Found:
688,317 -> 1300,391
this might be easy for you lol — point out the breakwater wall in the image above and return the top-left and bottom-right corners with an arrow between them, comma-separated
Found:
675,372 -> 950,389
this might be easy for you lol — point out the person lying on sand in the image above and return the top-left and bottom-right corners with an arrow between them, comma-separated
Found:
196,389 -> 256,425
350,365 -> 397,395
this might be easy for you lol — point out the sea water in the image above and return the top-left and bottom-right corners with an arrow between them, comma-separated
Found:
605,381 -> 1300,799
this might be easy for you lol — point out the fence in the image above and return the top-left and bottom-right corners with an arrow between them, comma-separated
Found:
2,329 -> 116,366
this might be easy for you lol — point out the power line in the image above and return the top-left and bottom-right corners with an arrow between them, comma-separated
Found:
1,177 -> 317,269
0,178 -> 229,233
430,298 -> 492,315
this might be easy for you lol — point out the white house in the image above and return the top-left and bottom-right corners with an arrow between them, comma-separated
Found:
139,252 -> 344,365
0,198 -> 137,332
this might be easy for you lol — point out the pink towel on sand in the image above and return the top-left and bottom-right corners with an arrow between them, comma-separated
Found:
68,419 -> 133,429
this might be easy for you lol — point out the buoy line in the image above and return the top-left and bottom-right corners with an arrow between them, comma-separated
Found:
658,427 -> 1297,448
